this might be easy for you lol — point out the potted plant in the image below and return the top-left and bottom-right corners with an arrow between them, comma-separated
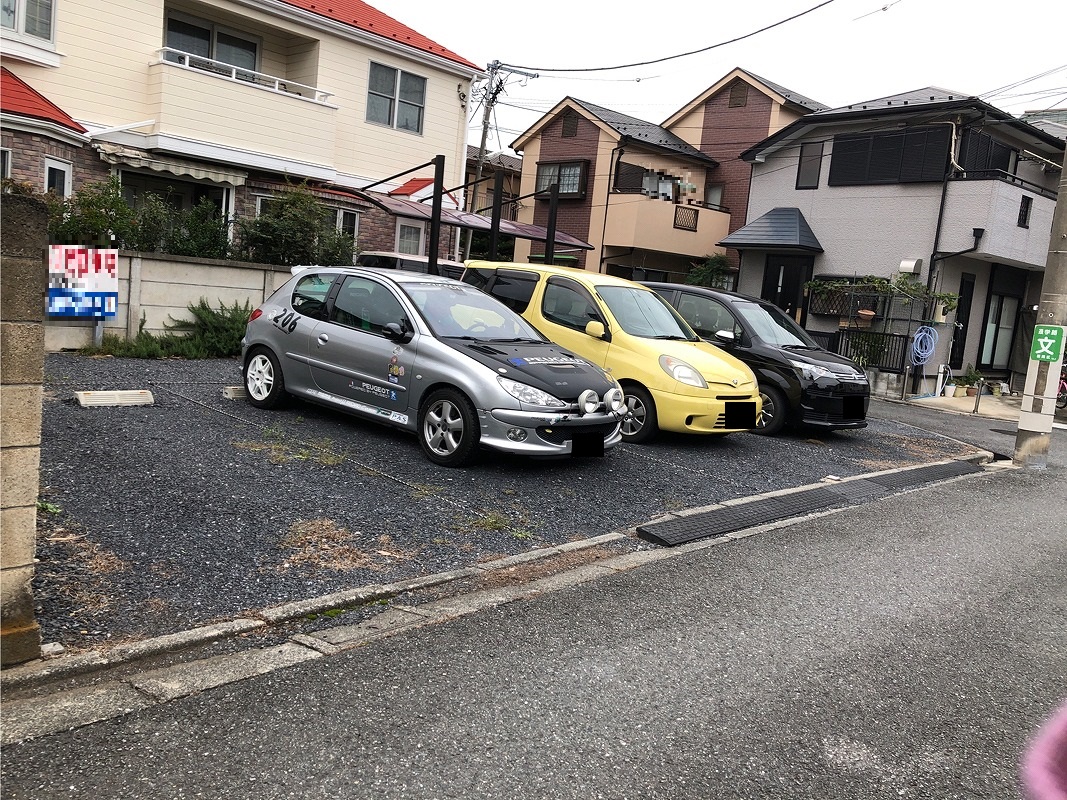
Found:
956,364 -> 983,397
943,378 -> 957,397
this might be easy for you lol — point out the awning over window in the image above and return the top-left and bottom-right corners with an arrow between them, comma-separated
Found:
95,143 -> 248,186
718,207 -> 822,252
352,190 -> 594,250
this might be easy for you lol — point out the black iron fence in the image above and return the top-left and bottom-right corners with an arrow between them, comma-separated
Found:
808,328 -> 911,373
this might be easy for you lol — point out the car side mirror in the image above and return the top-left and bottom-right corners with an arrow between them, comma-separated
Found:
585,320 -> 609,341
383,321 -> 413,343
713,329 -> 736,345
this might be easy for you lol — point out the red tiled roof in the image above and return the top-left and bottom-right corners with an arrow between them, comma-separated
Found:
389,177 -> 434,196
1,67 -> 87,133
282,1 -> 480,71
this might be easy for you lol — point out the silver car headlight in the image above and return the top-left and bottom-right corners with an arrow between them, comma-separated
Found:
497,376 -> 566,407
789,359 -> 834,381
659,355 -> 708,389
604,386 -> 625,413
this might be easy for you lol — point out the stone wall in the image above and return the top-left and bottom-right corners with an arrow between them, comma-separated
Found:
1,194 -> 47,666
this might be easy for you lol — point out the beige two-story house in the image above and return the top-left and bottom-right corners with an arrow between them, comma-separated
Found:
1,0 -> 483,256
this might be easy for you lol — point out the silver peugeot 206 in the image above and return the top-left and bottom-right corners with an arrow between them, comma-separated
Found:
240,267 -> 626,467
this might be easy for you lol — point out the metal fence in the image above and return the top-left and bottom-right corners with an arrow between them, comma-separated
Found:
808,329 -> 911,373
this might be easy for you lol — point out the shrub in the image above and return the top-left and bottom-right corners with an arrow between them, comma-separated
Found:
164,197 -> 231,259
47,176 -> 136,247
81,299 -> 251,359
233,183 -> 353,266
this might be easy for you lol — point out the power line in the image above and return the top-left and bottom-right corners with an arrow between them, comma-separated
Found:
500,0 -> 836,73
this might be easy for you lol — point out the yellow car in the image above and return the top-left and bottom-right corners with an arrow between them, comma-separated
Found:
462,262 -> 761,443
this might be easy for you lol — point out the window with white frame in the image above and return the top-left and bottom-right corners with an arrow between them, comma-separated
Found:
2,0 -> 54,42
165,12 -> 259,74
397,221 -> 423,255
367,62 -> 426,134
338,209 -> 359,240
44,156 -> 71,196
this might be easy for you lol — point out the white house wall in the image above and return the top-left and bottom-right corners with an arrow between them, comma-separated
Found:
745,139 -> 943,278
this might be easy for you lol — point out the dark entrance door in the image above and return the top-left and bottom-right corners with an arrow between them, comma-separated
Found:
949,273 -> 975,370
761,254 -> 814,326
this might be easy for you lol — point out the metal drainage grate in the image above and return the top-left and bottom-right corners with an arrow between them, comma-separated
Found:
866,460 -> 982,490
636,461 -> 985,547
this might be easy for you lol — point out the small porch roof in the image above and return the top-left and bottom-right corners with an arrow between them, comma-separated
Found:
718,207 -> 823,252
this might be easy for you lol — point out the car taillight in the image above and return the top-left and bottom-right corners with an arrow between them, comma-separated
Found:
249,308 -> 263,322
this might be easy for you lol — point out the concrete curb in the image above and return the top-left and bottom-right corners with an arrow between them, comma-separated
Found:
0,532 -> 628,692
0,459 -> 998,746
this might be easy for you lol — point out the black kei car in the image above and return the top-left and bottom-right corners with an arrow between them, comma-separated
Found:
641,283 -> 869,436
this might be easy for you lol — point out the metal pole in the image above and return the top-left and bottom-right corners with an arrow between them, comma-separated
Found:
544,183 -> 559,266
1014,163 -> 1067,467
465,61 -> 499,261
428,155 -> 444,277
489,169 -> 504,261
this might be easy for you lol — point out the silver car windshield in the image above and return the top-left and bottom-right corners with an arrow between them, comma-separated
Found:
734,300 -> 820,348
597,286 -> 698,340
403,283 -> 546,341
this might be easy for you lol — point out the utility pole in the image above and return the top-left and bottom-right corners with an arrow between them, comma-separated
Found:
464,61 -> 537,260
1014,165 -> 1067,468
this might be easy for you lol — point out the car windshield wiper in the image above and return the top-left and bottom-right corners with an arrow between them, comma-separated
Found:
651,334 -> 694,341
781,343 -> 819,350
488,337 -> 544,343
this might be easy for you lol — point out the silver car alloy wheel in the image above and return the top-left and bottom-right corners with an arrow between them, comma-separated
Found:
621,395 -> 647,437
246,353 -> 275,402
423,397 -> 465,456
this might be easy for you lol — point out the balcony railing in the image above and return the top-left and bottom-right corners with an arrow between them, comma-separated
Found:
950,169 -> 1058,200
157,48 -> 333,104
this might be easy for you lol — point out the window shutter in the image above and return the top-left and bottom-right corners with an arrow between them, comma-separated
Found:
614,161 -> 644,192
828,136 -> 871,185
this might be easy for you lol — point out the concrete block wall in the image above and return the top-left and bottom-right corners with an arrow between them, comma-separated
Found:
1,193 -> 47,667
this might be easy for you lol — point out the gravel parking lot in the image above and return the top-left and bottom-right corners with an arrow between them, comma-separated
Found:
35,353 -> 982,650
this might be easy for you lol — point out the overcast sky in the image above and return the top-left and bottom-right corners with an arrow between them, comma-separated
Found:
367,0 -> 1067,154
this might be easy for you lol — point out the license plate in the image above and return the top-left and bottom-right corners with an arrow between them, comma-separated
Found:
724,401 -> 757,429
571,431 -> 605,457
843,395 -> 866,420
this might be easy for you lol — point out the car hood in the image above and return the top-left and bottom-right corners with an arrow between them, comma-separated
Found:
444,339 -> 615,399
655,338 -> 756,388
775,346 -> 866,378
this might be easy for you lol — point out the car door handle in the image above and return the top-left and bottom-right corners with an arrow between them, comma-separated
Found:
317,333 -> 329,345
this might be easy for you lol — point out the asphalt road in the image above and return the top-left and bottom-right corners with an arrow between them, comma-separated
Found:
35,354 -> 988,649
4,430 -> 1065,799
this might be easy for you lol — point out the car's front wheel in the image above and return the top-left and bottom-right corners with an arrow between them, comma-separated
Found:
753,383 -> 788,436
620,385 -> 658,444
244,347 -> 288,409
418,388 -> 480,467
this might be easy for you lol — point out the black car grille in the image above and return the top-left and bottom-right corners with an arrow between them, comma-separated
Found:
536,421 -> 619,445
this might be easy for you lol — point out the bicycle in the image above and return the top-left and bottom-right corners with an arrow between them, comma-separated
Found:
1057,365 -> 1067,410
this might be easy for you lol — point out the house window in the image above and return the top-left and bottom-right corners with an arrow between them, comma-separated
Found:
338,209 -> 359,239
796,141 -> 823,189
704,184 -> 724,210
44,157 -> 70,196
728,81 -> 748,108
1,148 -> 10,179
2,0 -> 54,41
561,110 -> 578,137
397,221 -> 423,255
535,161 -> 587,199
1017,195 -> 1032,229
165,13 -> 259,73
828,126 -> 950,186
980,293 -> 1019,369
368,62 -> 426,134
